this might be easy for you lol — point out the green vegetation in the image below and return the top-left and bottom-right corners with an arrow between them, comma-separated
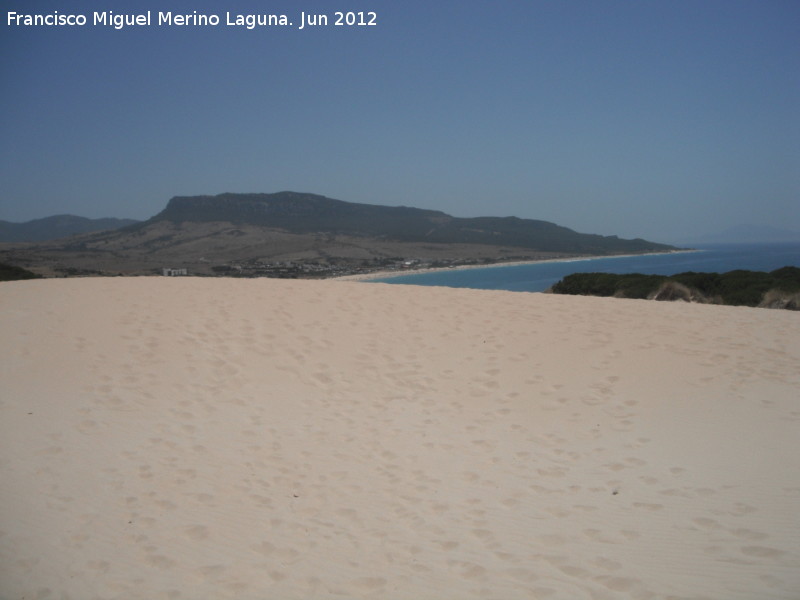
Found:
550,267 -> 800,309
549,272 -> 665,299
0,262 -> 41,281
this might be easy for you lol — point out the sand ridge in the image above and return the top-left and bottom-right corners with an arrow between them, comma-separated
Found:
1,277 -> 799,599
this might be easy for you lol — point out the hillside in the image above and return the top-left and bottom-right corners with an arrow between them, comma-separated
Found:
0,192 -> 677,277
149,192 -> 674,255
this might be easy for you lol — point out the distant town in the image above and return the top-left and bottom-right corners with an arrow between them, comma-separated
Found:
165,256 -> 523,279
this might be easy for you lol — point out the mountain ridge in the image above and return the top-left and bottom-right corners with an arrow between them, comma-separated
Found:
144,191 -> 674,254
0,192 -> 679,277
0,214 -> 140,243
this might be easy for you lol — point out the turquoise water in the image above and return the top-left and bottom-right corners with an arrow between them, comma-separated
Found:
370,243 -> 800,293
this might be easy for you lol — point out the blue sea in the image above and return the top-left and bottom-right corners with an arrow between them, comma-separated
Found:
370,243 -> 800,293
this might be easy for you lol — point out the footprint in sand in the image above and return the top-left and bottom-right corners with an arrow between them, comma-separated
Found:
434,540 -> 460,551
593,557 -> 623,571
729,503 -> 757,516
86,560 -> 111,573
185,525 -> 209,541
447,560 -> 487,580
632,502 -> 664,512
595,576 -> 643,594
471,529 -> 494,543
348,577 -> 387,592
740,546 -> 786,558
144,553 -> 176,569
729,528 -> 768,541
504,568 -> 538,583
692,517 -> 721,530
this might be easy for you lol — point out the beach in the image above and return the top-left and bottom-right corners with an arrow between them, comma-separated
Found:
334,250 -> 698,283
1,277 -> 799,599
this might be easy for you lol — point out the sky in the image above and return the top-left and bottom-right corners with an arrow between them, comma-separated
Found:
1,0 -> 798,244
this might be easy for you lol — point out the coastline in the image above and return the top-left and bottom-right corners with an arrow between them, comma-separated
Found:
334,248 -> 700,282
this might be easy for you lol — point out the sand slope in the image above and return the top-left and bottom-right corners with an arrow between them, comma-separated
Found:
1,277 -> 798,600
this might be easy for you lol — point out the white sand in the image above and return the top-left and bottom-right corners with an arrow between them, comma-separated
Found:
1,277 -> 798,600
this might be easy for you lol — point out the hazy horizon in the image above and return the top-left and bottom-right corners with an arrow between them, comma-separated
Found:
2,0 -> 798,243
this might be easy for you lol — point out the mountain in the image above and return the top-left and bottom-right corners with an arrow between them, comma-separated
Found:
0,192 -> 678,277
0,215 -> 140,243
147,192 -> 675,254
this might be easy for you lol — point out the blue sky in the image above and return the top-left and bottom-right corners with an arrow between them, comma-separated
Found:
1,0 -> 798,243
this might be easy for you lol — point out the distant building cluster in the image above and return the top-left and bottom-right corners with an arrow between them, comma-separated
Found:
205,256 -> 506,279
162,267 -> 188,276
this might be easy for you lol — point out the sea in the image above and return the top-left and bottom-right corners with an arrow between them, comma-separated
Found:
369,243 -> 800,293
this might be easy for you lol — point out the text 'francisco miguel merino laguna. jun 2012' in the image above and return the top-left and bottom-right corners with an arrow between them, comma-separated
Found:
6,10 -> 378,30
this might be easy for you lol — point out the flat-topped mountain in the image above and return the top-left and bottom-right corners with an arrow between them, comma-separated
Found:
147,192 -> 674,254
0,192 -> 678,277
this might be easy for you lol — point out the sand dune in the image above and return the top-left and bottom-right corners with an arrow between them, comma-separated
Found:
1,277 -> 798,599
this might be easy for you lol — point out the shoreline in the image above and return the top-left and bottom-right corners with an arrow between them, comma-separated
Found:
334,248 -> 700,282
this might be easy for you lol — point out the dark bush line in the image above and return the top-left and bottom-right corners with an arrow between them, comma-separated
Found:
0,262 -> 41,281
550,266 -> 800,308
